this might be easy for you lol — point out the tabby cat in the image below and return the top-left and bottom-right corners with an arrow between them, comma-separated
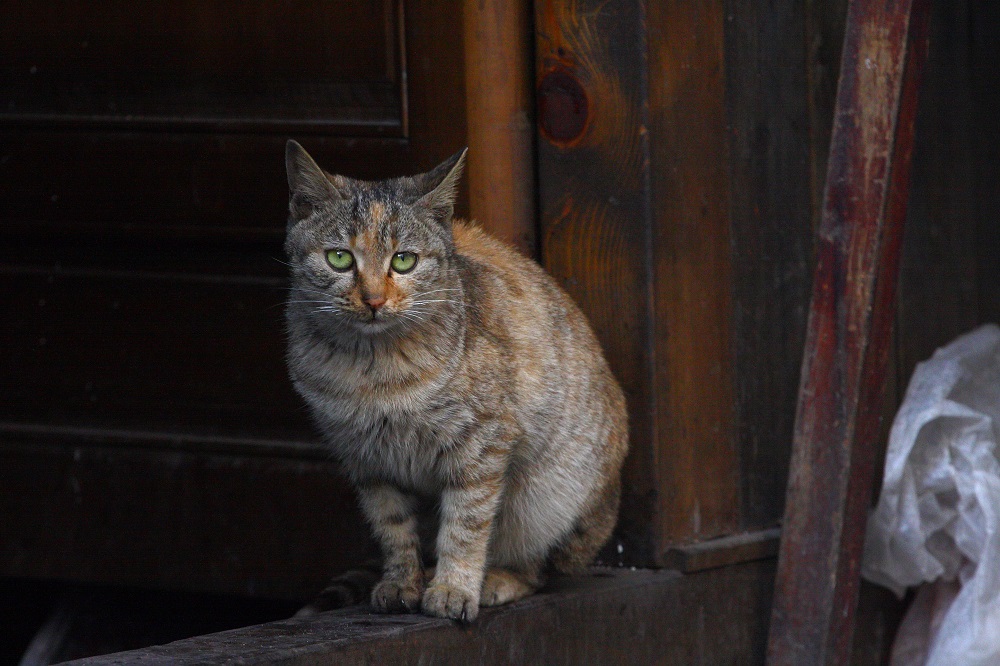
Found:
283,140 -> 628,622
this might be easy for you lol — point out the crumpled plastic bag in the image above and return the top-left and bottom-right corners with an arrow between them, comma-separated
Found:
863,323 -> 1000,666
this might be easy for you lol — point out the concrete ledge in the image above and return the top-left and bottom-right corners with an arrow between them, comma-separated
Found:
63,563 -> 775,665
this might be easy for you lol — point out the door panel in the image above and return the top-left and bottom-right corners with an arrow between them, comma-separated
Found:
1,0 -> 405,135
0,0 -> 466,594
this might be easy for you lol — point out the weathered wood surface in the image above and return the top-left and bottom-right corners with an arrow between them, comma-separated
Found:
534,0 -> 827,560
898,0 -> 979,378
0,1 -> 407,135
0,438 -> 372,601
647,0 -> 739,547
723,0 -> 815,533
536,0 -> 767,563
464,0 -> 536,254
0,1 -> 465,598
767,0 -> 931,663
806,0 -> 850,232
534,0 -> 658,564
972,2 -> 1000,325
59,565 -> 776,665
663,528 -> 781,574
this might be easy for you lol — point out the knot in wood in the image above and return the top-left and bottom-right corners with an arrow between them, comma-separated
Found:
538,69 -> 589,145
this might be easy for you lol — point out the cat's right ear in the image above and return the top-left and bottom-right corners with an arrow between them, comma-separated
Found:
414,148 -> 467,227
285,140 -> 341,223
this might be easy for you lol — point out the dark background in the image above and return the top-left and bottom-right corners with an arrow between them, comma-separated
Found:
1,0 -> 997,661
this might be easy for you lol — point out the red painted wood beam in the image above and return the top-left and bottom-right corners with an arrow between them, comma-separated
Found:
767,0 -> 931,663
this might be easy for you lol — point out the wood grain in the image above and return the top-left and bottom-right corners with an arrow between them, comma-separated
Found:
897,0 -> 979,380
647,0 -> 738,545
723,0 -> 814,532
0,0 -> 406,135
58,564 -> 776,665
464,0 -> 536,255
806,0 -> 850,232
0,1 -> 467,598
534,0 -> 657,564
972,2 -> 1000,325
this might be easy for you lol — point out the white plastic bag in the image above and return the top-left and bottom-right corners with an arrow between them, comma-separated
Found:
863,323 -> 1000,665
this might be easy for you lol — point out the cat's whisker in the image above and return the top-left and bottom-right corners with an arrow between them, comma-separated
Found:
314,306 -> 345,313
406,304 -> 446,314
274,297 -> 336,311
407,288 -> 461,298
399,311 -> 435,328
408,300 -> 461,308
408,296 -> 462,303
403,305 -> 441,315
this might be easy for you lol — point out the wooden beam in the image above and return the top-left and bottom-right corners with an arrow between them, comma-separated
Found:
464,0 -> 536,255
664,528 -> 781,573
723,0 -> 815,533
767,0 -> 931,662
534,0 -> 659,563
647,0 -> 739,548
59,565 -> 777,665
534,0 -> 742,564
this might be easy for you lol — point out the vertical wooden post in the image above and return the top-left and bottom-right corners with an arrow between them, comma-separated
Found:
535,0 -> 740,562
463,0 -> 536,256
534,0 -> 659,563
647,0 -> 739,547
767,0 -> 931,662
724,0 -> 815,534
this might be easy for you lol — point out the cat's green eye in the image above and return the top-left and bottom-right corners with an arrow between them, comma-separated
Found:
391,252 -> 418,274
326,249 -> 354,271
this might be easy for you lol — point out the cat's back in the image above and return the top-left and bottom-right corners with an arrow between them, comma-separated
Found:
452,220 -> 593,349
452,221 -> 627,537
451,220 -> 624,435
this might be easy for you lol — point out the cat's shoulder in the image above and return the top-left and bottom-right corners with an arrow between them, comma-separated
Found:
452,219 -> 565,301
452,220 -> 546,279
452,219 -> 550,296
452,220 -> 519,265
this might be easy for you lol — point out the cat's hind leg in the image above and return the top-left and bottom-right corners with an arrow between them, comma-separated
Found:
480,564 -> 545,607
551,480 -> 621,574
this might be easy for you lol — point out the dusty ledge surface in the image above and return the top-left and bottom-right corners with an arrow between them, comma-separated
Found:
63,563 -> 775,665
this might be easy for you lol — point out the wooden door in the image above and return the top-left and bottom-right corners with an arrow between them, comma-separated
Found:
0,0 -> 466,599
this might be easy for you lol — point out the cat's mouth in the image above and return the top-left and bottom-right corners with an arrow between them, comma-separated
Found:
355,307 -> 396,331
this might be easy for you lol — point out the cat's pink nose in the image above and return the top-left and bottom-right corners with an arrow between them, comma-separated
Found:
365,296 -> 387,311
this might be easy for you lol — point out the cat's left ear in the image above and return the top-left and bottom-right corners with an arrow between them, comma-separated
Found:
415,148 -> 467,225
285,140 -> 348,223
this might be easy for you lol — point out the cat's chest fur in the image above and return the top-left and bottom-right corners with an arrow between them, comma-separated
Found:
289,328 -> 478,492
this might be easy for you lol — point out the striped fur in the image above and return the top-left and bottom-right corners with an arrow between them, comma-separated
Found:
284,141 -> 628,622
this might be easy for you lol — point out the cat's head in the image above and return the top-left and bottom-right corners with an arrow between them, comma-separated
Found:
283,140 -> 466,335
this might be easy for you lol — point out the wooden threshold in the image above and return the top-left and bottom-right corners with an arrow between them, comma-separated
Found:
61,564 -> 776,665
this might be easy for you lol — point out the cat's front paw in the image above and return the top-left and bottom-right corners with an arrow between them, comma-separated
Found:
371,578 -> 423,613
422,582 -> 479,623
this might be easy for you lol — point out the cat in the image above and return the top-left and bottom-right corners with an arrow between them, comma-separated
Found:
283,140 -> 628,622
